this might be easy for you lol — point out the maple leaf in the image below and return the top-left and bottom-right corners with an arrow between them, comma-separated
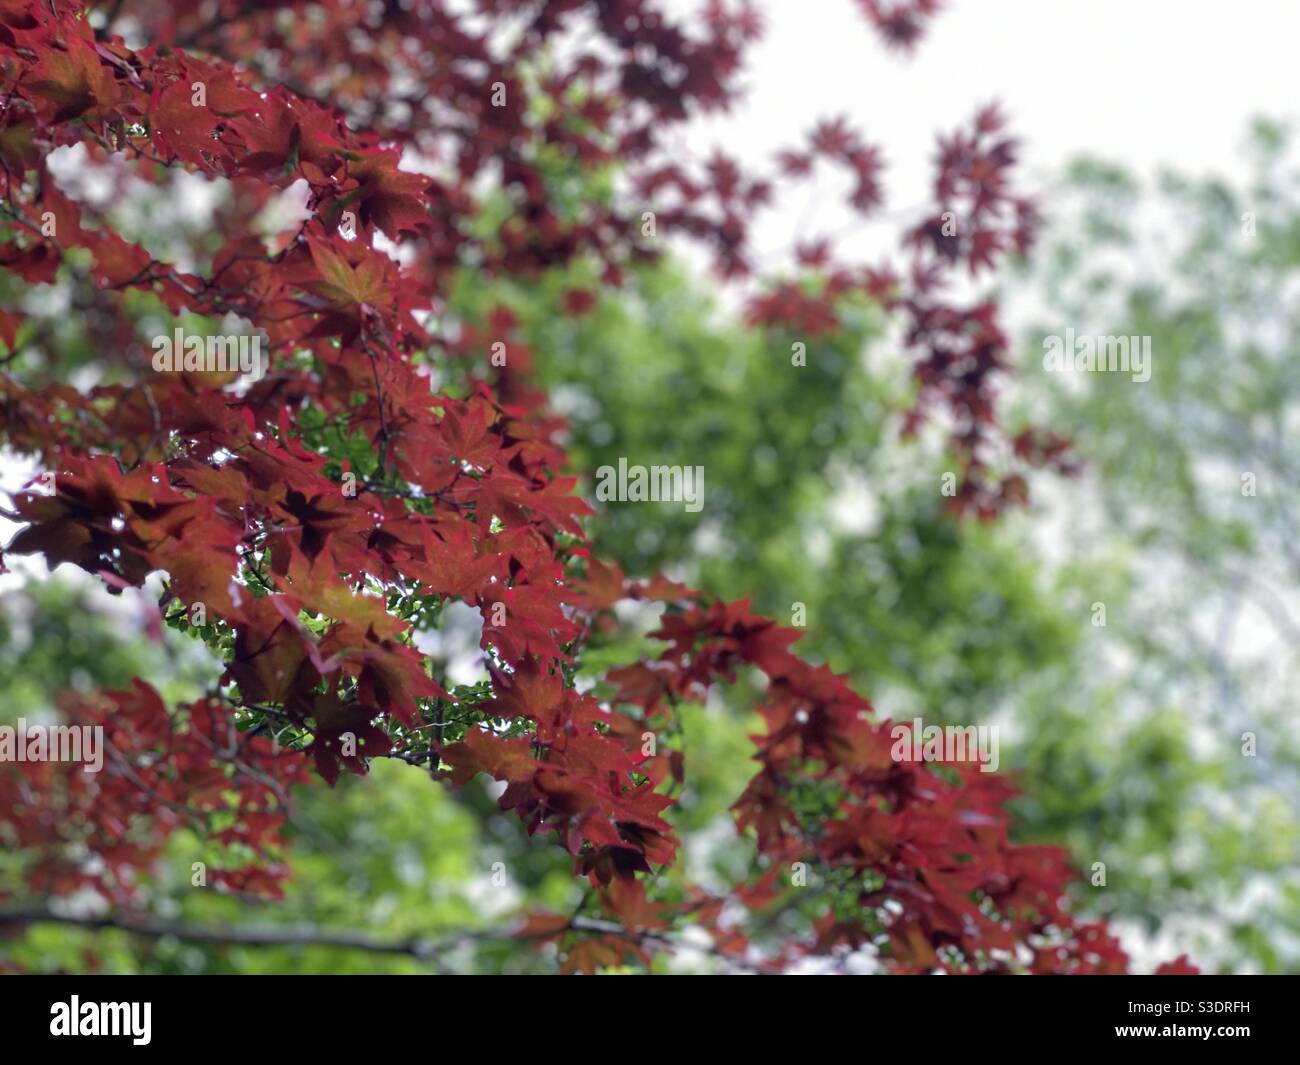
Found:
571,553 -> 626,612
303,691 -> 394,785
408,519 -> 503,599
465,470 -> 592,537
306,236 -> 391,311
25,36 -> 119,122
442,727 -> 538,788
226,92 -> 345,183
479,581 -> 580,666
560,935 -> 646,976
226,595 -> 315,705
440,397 -> 501,468
0,242 -> 60,285
149,67 -> 258,164
484,658 -> 566,729
340,151 -> 430,238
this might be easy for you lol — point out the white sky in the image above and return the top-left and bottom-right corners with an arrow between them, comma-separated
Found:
679,0 -> 1300,262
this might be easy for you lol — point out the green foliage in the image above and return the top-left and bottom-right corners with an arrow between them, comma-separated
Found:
1002,119 -> 1300,972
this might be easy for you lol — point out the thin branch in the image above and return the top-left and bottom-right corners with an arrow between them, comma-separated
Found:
0,906 -> 485,961
0,906 -> 679,967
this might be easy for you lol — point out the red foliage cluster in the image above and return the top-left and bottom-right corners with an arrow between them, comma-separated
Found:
128,0 -> 770,283
120,0 -> 1060,507
0,679 -> 305,901
0,1 -> 1182,973
892,105 -> 1064,517
857,0 -> 945,50
562,593 -> 1137,973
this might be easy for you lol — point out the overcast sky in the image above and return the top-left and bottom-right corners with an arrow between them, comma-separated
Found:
678,0 -> 1300,262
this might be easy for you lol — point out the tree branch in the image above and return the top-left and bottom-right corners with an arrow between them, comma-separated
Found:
0,906 -> 669,966
0,906 -> 475,961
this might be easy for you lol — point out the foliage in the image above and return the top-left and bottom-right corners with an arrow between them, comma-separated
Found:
0,0 -> 1191,973
1001,125 -> 1300,972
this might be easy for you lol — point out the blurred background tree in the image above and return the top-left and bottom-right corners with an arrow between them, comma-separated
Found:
1002,120 -> 1300,972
